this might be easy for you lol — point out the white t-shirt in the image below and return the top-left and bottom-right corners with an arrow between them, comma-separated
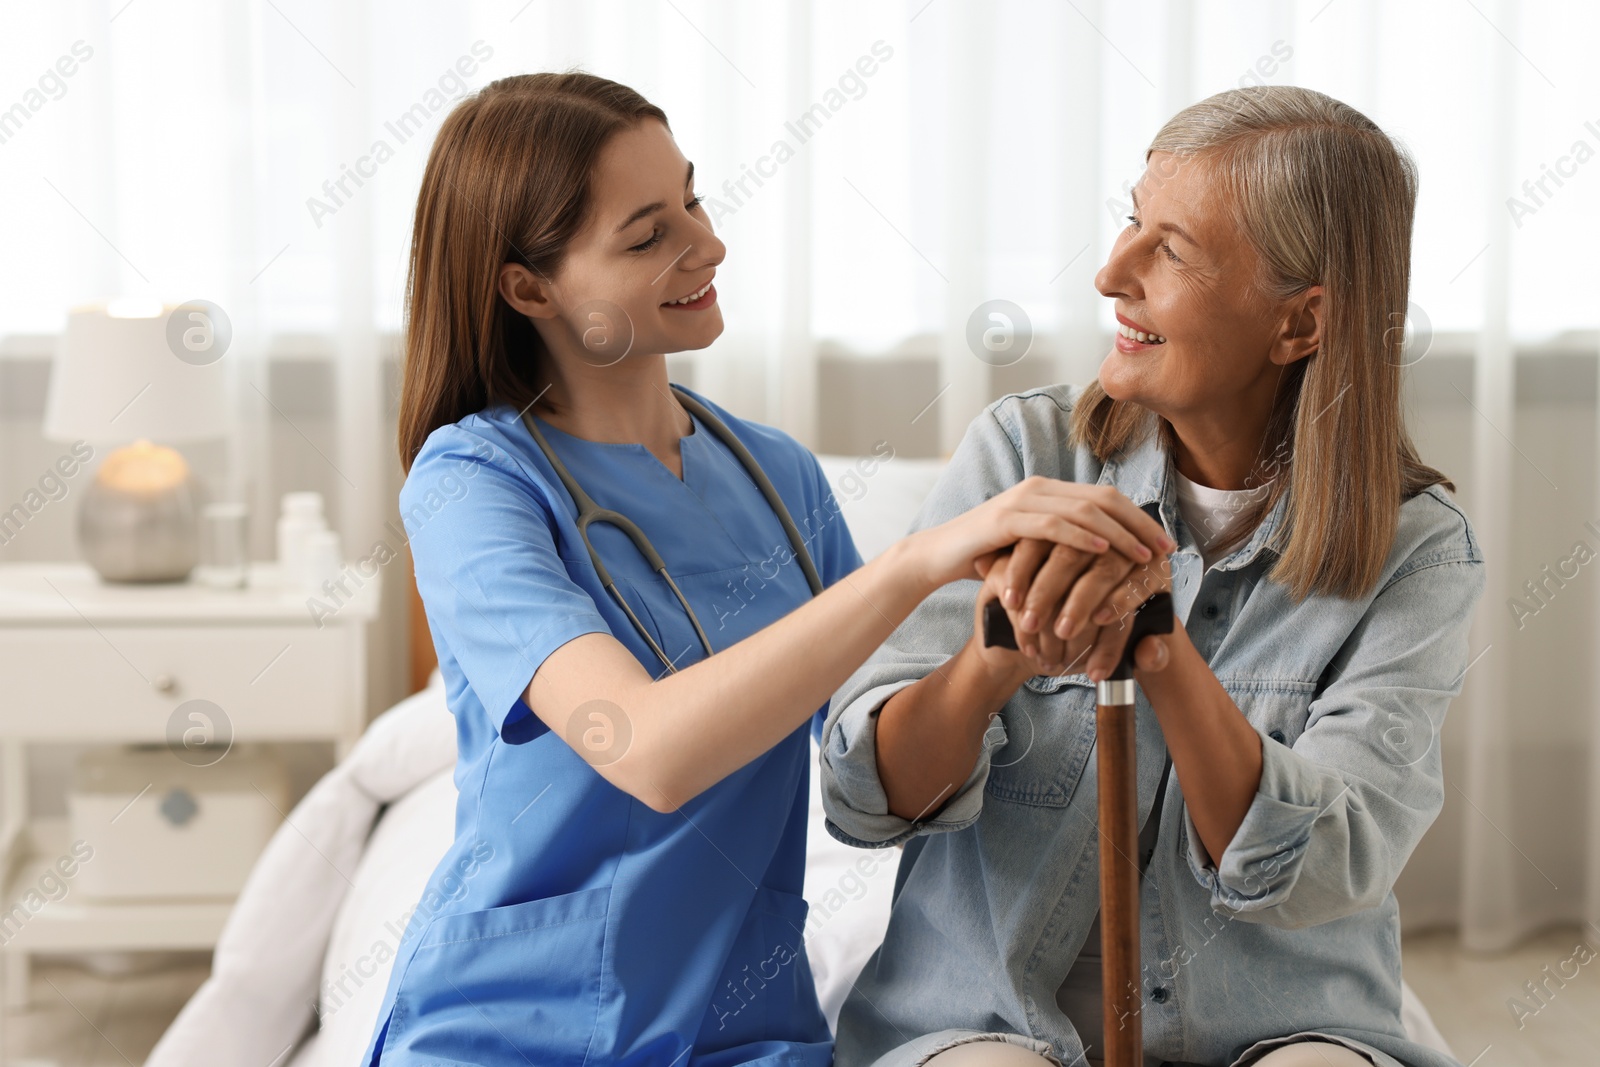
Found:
1052,468 -> 1275,1064
1173,468 -> 1275,570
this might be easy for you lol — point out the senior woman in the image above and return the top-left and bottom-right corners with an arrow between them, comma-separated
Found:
819,86 -> 1484,1067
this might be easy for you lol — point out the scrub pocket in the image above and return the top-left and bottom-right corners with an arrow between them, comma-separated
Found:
380,885 -> 611,1067
983,674 -> 1099,808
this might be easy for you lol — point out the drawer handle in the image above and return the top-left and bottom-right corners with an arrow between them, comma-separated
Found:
160,787 -> 199,827
152,674 -> 177,694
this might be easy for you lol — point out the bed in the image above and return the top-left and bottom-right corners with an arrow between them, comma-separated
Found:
144,455 -> 1456,1066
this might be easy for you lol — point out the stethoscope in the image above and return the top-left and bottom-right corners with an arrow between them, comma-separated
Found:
521,384 -> 823,674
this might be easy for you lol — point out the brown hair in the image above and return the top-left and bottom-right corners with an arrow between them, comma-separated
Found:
1070,85 -> 1453,603
397,72 -> 668,473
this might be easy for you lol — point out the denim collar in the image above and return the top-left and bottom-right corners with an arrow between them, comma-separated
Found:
1095,420 -> 1290,573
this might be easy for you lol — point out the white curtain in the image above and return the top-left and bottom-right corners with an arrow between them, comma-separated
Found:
2,0 -> 1597,953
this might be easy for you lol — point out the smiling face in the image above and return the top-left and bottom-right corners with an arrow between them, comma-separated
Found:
1094,150 -> 1319,435
500,119 -> 725,365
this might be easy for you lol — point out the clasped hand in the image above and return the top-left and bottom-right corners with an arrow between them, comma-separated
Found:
971,490 -> 1177,682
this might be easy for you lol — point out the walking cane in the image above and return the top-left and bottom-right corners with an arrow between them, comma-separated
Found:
983,590 -> 1174,1067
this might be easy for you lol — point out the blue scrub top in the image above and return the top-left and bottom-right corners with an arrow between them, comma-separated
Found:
364,384 -> 862,1067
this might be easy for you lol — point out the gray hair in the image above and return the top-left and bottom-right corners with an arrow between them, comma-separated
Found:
1072,86 -> 1451,602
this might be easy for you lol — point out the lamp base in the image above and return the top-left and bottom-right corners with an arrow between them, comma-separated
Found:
78,441 -> 205,583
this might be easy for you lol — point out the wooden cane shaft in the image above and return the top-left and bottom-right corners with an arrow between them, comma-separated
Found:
1097,701 -> 1141,1067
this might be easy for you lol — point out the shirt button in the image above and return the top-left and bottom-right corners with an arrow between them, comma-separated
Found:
1150,985 -> 1170,1003
1270,729 -> 1286,744
1202,604 -> 1219,619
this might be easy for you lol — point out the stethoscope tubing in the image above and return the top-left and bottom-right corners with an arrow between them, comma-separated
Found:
520,384 -> 822,674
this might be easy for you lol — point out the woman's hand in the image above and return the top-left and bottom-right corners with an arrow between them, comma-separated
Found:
977,484 -> 1174,669
1074,551 -> 1175,680
969,550 -> 1059,681
875,484 -> 1170,825
977,542 -> 1176,680
904,477 -> 1174,591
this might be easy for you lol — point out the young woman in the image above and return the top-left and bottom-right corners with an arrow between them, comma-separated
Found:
820,87 -> 1486,1067
363,73 -> 1174,1067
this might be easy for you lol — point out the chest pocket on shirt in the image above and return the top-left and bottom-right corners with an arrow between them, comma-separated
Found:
614,561 -> 816,677
612,574 -> 698,672
984,674 -> 1099,808
1224,680 -> 1318,750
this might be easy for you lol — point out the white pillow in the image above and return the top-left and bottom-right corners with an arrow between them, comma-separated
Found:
309,767 -> 459,1066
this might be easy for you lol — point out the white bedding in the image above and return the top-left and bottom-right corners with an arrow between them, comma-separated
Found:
301,764 -> 460,1066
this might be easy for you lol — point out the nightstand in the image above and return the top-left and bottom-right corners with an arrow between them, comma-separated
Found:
0,560 -> 379,1026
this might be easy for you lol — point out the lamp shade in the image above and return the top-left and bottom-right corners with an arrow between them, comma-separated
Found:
43,301 -> 230,444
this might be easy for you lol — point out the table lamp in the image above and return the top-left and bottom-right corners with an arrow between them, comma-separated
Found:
42,300 -> 230,583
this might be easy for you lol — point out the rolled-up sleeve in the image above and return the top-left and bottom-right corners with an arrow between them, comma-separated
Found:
1182,556 -> 1486,928
819,405 -> 1027,849
822,668 -> 1014,848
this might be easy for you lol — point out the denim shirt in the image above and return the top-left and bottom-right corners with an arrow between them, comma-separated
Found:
819,383 -> 1484,1067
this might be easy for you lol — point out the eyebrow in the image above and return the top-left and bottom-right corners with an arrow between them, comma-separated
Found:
613,161 -> 696,236
1130,187 -> 1200,247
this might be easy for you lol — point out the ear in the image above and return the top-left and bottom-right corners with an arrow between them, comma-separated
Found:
1273,285 -> 1323,366
498,262 -> 562,320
